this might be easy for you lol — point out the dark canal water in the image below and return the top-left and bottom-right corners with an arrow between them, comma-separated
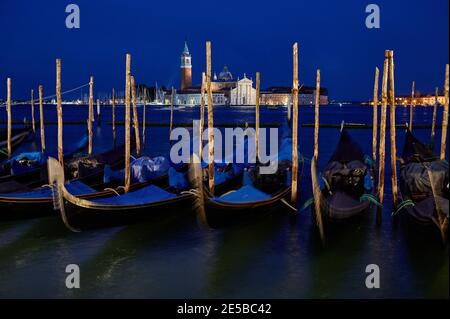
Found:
0,104 -> 448,298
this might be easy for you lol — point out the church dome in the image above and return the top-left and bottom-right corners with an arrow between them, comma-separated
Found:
218,65 -> 233,81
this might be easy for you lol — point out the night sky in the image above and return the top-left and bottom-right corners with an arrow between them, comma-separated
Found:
0,0 -> 448,101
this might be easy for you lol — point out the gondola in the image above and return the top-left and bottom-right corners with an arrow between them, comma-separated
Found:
0,140 -> 172,221
195,123 -> 300,228
0,142 -> 128,219
48,157 -> 195,231
0,126 -> 33,162
311,128 -> 376,226
0,126 -> 32,141
0,133 -> 89,187
396,129 -> 449,244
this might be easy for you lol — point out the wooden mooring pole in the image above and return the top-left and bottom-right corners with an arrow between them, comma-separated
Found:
388,50 -> 398,208
56,59 -> 64,166
291,42 -> 299,204
430,87 -> 438,150
377,51 -> 389,225
313,70 -> 320,162
206,41 -> 215,194
255,72 -> 260,161
440,64 -> 449,160
142,89 -> 146,147
372,67 -> 379,162
6,78 -> 11,159
124,54 -> 131,193
199,72 -> 206,161
31,89 -> 35,133
311,68 -> 325,243
112,88 -> 116,146
88,76 -> 94,157
409,81 -> 415,131
169,86 -> 174,139
39,85 -> 46,152
130,75 -> 141,157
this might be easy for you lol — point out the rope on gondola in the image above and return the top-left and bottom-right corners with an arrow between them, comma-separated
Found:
300,197 -> 314,211
103,188 -> 121,196
360,193 -> 382,207
281,198 -> 297,213
181,189 -> 200,196
392,199 -> 415,216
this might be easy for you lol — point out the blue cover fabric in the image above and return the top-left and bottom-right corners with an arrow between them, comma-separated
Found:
329,130 -> 365,163
364,174 -> 373,191
168,167 -> 189,190
214,170 -> 271,204
8,134 -> 88,176
67,134 -> 89,156
90,184 -> 176,205
206,163 -> 244,186
10,152 -> 46,175
0,180 -> 96,199
103,165 -> 122,183
214,169 -> 233,186
131,156 -> 169,183
262,122 -> 294,164
242,170 -> 252,186
104,156 -> 169,184
65,180 -> 97,195
215,185 -> 271,203
410,196 -> 449,223
0,186 -> 53,199
402,130 -> 437,162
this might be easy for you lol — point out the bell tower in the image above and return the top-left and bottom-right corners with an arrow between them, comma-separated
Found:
180,41 -> 192,90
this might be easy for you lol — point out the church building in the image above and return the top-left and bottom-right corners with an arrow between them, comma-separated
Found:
230,75 -> 256,105
174,41 -> 328,106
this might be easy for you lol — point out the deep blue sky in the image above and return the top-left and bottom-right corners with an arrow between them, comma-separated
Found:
0,0 -> 448,101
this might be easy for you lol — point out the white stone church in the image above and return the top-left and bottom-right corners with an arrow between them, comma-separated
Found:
230,74 -> 257,106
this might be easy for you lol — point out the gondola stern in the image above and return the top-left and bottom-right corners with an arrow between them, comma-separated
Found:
188,153 -> 209,228
47,157 -> 81,232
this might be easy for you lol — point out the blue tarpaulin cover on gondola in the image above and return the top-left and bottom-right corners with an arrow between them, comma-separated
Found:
328,129 -> 365,163
90,184 -> 176,205
168,167 -> 189,190
214,171 -> 271,204
7,134 -> 88,176
401,130 -> 449,198
215,185 -> 271,203
0,180 -> 96,199
10,152 -> 46,175
65,180 -> 97,195
263,121 -> 295,163
67,134 -> 89,156
104,156 -> 169,183
213,164 -> 244,186
402,130 -> 437,162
